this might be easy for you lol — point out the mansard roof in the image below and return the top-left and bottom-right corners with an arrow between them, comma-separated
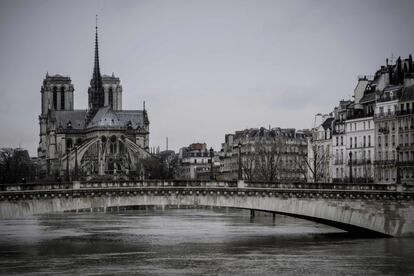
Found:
400,85 -> 414,102
359,92 -> 376,103
321,117 -> 334,130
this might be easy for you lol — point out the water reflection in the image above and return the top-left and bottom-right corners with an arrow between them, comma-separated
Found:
0,209 -> 413,276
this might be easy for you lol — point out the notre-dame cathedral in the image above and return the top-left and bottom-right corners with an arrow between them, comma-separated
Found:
38,24 -> 150,180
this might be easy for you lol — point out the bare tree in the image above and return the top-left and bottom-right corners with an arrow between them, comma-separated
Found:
240,138 -> 284,182
295,143 -> 330,183
241,151 -> 255,181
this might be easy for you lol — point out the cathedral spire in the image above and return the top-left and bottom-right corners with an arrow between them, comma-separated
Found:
93,15 -> 101,83
88,15 -> 105,115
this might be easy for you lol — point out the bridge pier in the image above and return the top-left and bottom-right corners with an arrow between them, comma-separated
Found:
250,209 -> 255,218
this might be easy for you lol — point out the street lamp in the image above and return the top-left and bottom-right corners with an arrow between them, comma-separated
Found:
209,147 -> 214,180
349,151 -> 353,183
74,146 -> 78,181
66,149 -> 70,182
238,142 -> 242,180
396,146 -> 401,184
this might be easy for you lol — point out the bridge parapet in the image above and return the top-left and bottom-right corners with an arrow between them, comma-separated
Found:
1,184 -> 414,236
2,180 -> 414,192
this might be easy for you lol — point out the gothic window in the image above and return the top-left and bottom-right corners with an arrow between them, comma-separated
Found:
109,87 -> 113,109
76,138 -> 82,146
53,86 -> 57,110
110,135 -> 117,154
67,138 -> 73,150
60,87 -> 65,110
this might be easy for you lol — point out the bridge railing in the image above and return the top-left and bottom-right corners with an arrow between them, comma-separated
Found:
243,181 -> 402,191
1,180 -> 413,192
79,180 -> 238,189
0,182 -> 73,192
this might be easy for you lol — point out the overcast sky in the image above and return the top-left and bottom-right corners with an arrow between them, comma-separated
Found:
1,0 -> 413,156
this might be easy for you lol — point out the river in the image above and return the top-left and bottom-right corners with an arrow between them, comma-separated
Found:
0,208 -> 413,275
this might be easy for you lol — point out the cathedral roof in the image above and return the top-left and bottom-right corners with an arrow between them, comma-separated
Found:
54,110 -> 88,129
87,106 -> 145,129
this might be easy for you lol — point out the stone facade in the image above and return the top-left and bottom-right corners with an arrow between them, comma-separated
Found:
314,55 -> 414,186
177,143 -> 213,179
38,26 -> 149,180
219,127 -> 310,182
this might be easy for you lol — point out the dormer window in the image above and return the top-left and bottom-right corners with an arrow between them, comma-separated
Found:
126,120 -> 133,129
66,120 -> 72,129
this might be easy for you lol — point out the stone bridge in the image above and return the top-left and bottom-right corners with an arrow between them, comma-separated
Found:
1,180 -> 414,237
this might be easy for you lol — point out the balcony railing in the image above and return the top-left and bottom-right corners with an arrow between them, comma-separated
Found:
376,96 -> 399,103
396,109 -> 414,116
397,160 -> 414,166
374,160 -> 397,165
348,159 -> 372,165
374,111 -> 395,119
346,112 -> 374,120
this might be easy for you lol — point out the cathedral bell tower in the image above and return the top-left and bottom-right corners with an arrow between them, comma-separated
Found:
88,17 -> 105,116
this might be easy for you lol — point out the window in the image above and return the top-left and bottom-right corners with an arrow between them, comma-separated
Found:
340,136 -> 343,145
354,137 -> 357,148
368,135 -> 371,147
66,138 -> 73,150
392,135 -> 395,146
363,136 -> 366,147
53,86 -> 57,110
378,136 -> 382,147
109,87 -> 114,109
350,137 -> 353,148
60,87 -> 65,110
385,135 -> 388,147
336,137 -> 338,146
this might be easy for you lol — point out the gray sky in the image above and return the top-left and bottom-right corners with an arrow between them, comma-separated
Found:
1,0 -> 413,156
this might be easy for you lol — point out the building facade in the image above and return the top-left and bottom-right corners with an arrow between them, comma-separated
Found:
38,25 -> 150,180
219,127 -> 310,182
315,55 -> 414,186
177,143 -> 213,179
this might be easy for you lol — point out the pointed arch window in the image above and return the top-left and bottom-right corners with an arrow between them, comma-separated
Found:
60,86 -> 65,110
109,87 -> 113,109
53,86 -> 57,110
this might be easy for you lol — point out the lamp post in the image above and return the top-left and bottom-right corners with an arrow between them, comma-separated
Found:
66,148 -> 70,182
238,142 -> 242,180
349,151 -> 353,183
396,146 -> 401,184
209,147 -> 214,180
74,146 -> 78,181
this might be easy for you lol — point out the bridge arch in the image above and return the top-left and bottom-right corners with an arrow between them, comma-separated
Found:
1,186 -> 413,237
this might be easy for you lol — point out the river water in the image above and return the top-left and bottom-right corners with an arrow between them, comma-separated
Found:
0,208 -> 413,275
